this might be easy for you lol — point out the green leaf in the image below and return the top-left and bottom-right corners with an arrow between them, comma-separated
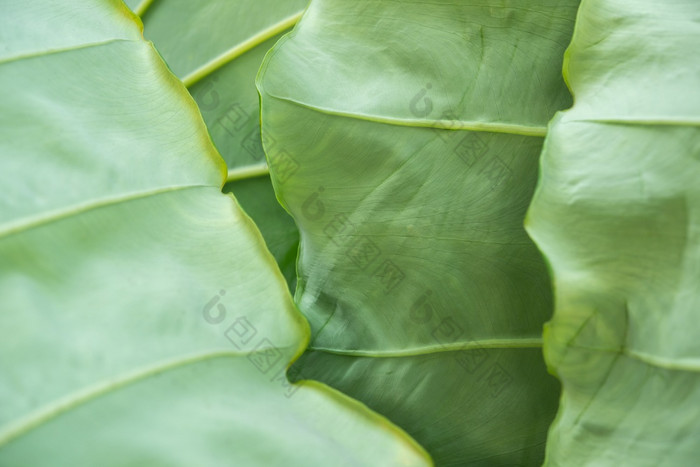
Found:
525,0 -> 700,464
257,0 -> 579,464
137,0 -> 305,290
140,0 -> 306,170
223,177 -> 300,290
0,1 -> 432,465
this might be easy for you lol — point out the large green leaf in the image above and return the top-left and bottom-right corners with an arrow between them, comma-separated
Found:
257,0 -> 580,464
525,0 -> 700,464
0,1 -> 431,465
135,0 -> 306,290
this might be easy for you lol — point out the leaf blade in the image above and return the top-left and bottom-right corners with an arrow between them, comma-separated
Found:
137,0 -> 306,291
257,0 -> 581,463
526,0 -> 700,464
0,2 -> 432,465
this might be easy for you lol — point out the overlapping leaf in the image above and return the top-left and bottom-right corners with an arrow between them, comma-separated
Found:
525,0 -> 700,464
0,1 -> 431,465
257,0 -> 580,464
133,0 -> 308,288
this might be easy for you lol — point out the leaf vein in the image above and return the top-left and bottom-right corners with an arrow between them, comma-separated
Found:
266,94 -> 548,136
0,38 -> 135,67
0,184 -> 210,240
182,12 -> 303,87
308,337 -> 544,358
0,348 -> 284,447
